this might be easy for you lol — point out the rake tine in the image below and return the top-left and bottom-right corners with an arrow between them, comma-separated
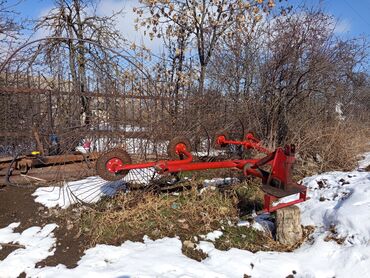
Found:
40,184 -> 59,193
65,184 -> 77,205
47,183 -> 64,202
73,181 -> 106,198
60,185 -> 67,208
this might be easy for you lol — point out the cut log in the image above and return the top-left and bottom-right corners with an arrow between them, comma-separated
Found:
276,205 -> 303,246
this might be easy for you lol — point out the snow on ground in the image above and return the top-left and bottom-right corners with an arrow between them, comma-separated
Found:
299,171 -> 370,245
32,174 -> 237,209
33,167 -> 157,208
27,237 -> 227,278
21,227 -> 370,278
1,153 -> 369,277
32,176 -> 126,208
357,152 -> 370,170
196,236 -> 370,278
92,136 -> 168,154
203,231 -> 223,241
0,223 -> 57,278
203,177 -> 240,187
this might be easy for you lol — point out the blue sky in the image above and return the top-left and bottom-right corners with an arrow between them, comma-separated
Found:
289,0 -> 370,38
8,0 -> 370,41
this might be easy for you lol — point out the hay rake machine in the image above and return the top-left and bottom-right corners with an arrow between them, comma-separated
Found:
96,132 -> 308,213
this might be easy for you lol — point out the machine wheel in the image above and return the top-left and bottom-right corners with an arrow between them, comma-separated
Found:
96,148 -> 132,181
213,131 -> 229,149
239,130 -> 256,159
167,136 -> 192,159
243,130 -> 256,140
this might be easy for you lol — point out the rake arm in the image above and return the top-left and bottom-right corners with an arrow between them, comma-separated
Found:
96,135 -> 308,213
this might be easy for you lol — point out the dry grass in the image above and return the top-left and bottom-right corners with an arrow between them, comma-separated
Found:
80,186 -> 239,246
77,177 -> 317,261
324,225 -> 346,244
214,225 -> 278,252
79,163 -> 321,259
235,179 -> 265,216
291,120 -> 370,176
215,224 -> 315,252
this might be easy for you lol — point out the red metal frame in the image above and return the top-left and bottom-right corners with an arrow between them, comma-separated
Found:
216,133 -> 271,154
263,191 -> 308,213
114,148 -> 261,176
106,158 -> 124,173
105,133 -> 308,212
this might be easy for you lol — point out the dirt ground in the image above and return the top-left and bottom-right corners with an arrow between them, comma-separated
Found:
0,185 -> 88,268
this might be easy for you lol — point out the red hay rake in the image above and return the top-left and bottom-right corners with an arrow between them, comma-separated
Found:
96,132 -> 308,212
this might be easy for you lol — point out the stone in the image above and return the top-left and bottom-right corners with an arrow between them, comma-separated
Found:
276,205 -> 303,246
183,240 -> 195,249
66,220 -> 74,231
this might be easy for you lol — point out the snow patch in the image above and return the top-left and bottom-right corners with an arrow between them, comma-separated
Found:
196,236 -> 370,278
33,168 -> 157,208
237,221 -> 250,227
298,171 -> 370,245
204,231 -> 223,241
27,237 -> 225,278
32,176 -> 126,208
24,234 -> 370,278
203,177 -> 240,187
357,152 -> 370,170
0,223 -> 57,278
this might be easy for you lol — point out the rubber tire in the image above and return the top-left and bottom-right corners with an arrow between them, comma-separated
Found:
167,136 -> 192,159
96,148 -> 132,181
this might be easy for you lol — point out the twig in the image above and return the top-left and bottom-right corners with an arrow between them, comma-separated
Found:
20,174 -> 47,182
0,243 -> 25,248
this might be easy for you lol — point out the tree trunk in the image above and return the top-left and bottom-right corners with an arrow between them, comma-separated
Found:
198,64 -> 206,96
75,0 -> 90,126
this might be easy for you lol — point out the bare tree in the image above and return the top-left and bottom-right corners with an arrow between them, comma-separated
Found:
0,0 -> 22,65
208,8 -> 368,146
35,0 -> 125,125
258,10 -> 367,145
0,0 -> 20,38
135,0 -> 278,96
